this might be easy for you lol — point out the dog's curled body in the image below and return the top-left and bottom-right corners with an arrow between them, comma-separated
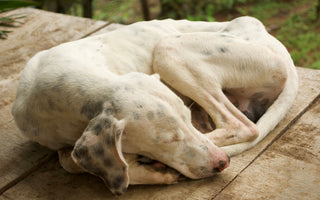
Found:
12,16 -> 298,195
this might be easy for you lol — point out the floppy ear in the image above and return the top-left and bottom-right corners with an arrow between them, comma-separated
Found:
71,114 -> 129,195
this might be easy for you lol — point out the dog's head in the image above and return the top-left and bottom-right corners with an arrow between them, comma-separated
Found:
71,73 -> 229,195
118,73 -> 230,179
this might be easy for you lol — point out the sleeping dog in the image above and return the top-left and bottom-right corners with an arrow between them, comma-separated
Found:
12,16 -> 298,195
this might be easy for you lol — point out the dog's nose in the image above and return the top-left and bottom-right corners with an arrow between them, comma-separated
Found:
213,155 -> 230,172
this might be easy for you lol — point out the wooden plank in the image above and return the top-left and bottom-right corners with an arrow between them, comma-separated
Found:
0,8 -> 108,193
213,98 -> 320,200
1,67 -> 319,199
0,7 -> 106,81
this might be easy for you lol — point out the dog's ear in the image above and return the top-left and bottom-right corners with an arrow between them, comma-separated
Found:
71,114 -> 129,195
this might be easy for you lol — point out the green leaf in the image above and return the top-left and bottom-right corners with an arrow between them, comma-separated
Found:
0,30 -> 12,39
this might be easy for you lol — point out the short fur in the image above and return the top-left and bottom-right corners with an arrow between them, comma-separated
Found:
12,16 -> 298,195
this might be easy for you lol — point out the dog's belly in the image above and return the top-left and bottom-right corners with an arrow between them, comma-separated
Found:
224,87 -> 282,123
190,86 -> 282,133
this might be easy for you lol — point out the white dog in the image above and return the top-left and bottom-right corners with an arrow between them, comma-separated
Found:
12,16 -> 298,195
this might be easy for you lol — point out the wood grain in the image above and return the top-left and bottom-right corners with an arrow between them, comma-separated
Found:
1,8 -> 320,199
214,98 -> 320,200
1,68 -> 319,200
0,8 -> 108,193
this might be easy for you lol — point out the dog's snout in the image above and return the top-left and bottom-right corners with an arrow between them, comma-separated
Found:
213,154 -> 230,172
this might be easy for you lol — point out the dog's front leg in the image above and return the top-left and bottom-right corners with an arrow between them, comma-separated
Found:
125,154 -> 181,185
58,150 -> 180,185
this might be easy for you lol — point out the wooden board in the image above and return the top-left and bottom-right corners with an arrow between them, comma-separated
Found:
1,8 -> 320,199
0,8 -> 106,81
214,98 -> 320,200
1,68 -> 319,200
0,8 -> 109,193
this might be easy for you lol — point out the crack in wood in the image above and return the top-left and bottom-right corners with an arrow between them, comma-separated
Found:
0,152 -> 56,195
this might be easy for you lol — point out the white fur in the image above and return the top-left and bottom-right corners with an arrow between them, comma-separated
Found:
12,16 -> 297,194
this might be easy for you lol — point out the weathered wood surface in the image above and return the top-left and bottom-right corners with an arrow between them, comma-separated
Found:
0,8 -> 320,200
0,7 -> 110,193
214,98 -> 320,200
1,67 -> 319,200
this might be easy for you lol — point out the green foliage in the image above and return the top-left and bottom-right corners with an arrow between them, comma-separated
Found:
0,14 -> 24,25
93,0 -> 141,24
91,0 -> 320,68
160,0 -> 252,21
0,0 -> 38,39
0,14 -> 25,39
0,30 -> 11,39
0,0 -> 39,13
244,0 -> 320,67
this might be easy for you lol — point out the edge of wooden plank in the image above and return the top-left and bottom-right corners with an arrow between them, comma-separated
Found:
211,67 -> 320,199
0,152 -> 56,195
0,7 -> 114,194
2,11 -> 320,199
212,91 -> 320,199
2,71 -> 319,199
213,94 -> 320,200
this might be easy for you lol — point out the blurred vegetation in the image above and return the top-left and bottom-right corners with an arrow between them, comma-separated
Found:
0,1 -> 40,39
1,0 -> 320,69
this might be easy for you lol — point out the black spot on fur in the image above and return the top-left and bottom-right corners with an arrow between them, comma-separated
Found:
133,112 -> 140,120
105,108 -> 113,115
167,116 -> 177,126
115,129 -> 122,139
81,101 -> 103,119
111,175 -> 125,189
218,46 -> 228,53
74,143 -> 89,159
93,123 -> 102,135
110,100 -> 122,113
201,49 -> 212,56
123,85 -> 133,92
147,111 -> 154,121
156,104 -> 166,118
134,101 -> 144,109
104,158 -> 113,167
92,143 -> 104,157
102,116 -> 112,129
104,134 -> 115,146
51,74 -> 67,92
200,145 -> 208,151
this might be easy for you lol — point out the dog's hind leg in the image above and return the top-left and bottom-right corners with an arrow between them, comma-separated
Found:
153,27 -> 295,155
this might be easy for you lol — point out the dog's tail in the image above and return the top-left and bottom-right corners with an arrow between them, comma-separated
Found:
222,62 -> 299,156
